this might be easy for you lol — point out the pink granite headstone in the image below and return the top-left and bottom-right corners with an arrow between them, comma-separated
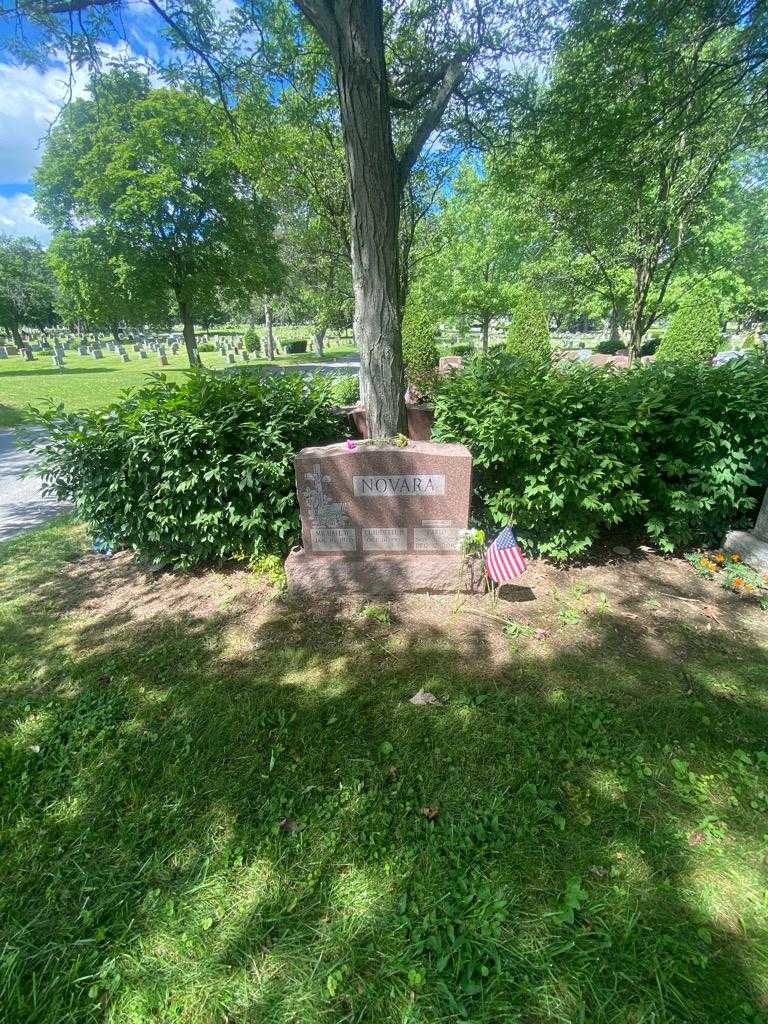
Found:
438,355 -> 464,374
285,440 -> 475,594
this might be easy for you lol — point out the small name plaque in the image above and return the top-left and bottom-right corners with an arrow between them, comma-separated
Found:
361,527 -> 408,551
413,526 -> 465,552
353,474 -> 445,498
311,527 -> 356,552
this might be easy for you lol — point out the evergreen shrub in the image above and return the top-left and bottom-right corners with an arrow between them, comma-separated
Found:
402,303 -> 439,388
505,288 -> 550,363
595,336 -> 624,355
243,328 -> 261,354
657,285 -> 721,363
640,334 -> 661,357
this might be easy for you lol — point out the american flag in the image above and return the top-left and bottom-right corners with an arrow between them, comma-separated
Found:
484,525 -> 527,583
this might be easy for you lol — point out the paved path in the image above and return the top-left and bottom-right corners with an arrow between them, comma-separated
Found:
0,430 -> 71,543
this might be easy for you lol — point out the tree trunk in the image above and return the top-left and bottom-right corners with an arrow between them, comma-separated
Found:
264,303 -> 275,360
327,2 -> 405,437
609,308 -> 621,346
10,324 -> 21,346
177,298 -> 201,368
628,264 -> 652,365
481,316 -> 490,355
313,324 -> 327,358
111,322 -> 121,343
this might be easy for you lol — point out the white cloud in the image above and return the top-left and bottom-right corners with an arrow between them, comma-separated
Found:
0,43 -> 145,187
0,192 -> 51,245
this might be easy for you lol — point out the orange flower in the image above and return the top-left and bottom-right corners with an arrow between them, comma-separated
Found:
713,553 -> 726,564
745,584 -> 754,592
732,577 -> 744,588
763,575 -> 768,585
731,553 -> 741,563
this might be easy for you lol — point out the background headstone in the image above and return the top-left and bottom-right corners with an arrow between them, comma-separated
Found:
438,355 -> 463,375
723,487 -> 768,572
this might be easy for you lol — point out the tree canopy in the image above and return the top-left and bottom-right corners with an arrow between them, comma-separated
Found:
34,67 -> 283,366
0,235 -> 58,343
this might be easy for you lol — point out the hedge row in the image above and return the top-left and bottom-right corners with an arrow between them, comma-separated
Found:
33,356 -> 768,567
32,371 -> 344,568
433,353 -> 768,558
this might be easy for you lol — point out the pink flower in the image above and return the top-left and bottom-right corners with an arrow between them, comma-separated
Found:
346,440 -> 357,450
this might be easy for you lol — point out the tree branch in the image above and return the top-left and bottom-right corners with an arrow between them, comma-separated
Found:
291,0 -> 336,49
396,55 -> 466,192
144,0 -> 239,139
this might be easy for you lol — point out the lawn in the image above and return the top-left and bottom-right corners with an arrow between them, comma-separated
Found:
0,336 -> 358,428
2,519 -> 768,1023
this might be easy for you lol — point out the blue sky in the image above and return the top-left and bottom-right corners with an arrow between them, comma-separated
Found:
0,4 -> 170,245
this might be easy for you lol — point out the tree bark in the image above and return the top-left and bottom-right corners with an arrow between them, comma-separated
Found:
291,0 -> 468,435
313,324 -> 327,358
177,297 -> 201,368
481,316 -> 490,354
628,262 -> 653,365
334,4 -> 405,436
111,322 -> 121,343
264,303 -> 275,360
10,324 -> 22,346
609,308 -> 621,347
296,0 -> 405,437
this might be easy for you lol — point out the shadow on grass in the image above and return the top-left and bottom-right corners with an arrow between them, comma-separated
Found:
1,534 -> 767,1023
0,405 -> 25,428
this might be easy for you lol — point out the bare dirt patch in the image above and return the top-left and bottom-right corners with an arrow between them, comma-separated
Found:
49,542 -> 766,672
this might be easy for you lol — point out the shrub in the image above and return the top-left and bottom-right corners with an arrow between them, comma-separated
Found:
250,552 -> 287,591
31,371 -> 344,568
331,373 -> 360,405
281,340 -> 308,354
401,303 -> 439,388
197,342 -> 215,352
451,343 -> 474,356
595,336 -> 624,355
656,285 -> 721,363
640,334 -> 661,357
505,288 -> 550,363
627,361 -> 768,550
433,353 -> 768,558
433,352 -> 645,559
243,327 -> 261,354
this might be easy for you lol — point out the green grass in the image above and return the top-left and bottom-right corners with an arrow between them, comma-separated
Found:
2,521 -> 768,1023
0,337 -> 358,428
